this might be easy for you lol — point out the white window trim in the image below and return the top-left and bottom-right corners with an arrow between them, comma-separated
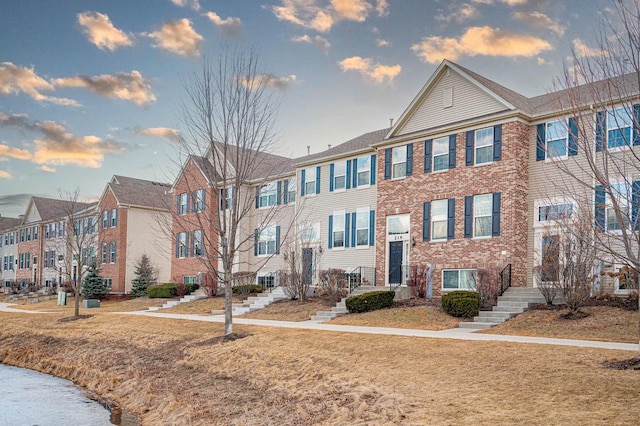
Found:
613,263 -> 637,295
544,119 -> 568,162
432,136 -> 449,173
605,180 -> 631,233
333,161 -> 347,193
287,178 -> 297,204
430,199 -> 448,242
299,223 -> 321,244
304,168 -> 316,197
355,208 -> 370,248
474,127 -> 494,166
257,225 -> 277,257
606,106 -> 634,151
391,146 -> 407,180
178,232 -> 188,259
472,194 -> 493,239
356,156 -> 371,188
332,209 -> 346,250
534,197 -> 576,229
441,269 -> 476,292
258,182 -> 277,209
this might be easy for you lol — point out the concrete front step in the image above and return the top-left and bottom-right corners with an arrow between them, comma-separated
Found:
459,321 -> 495,329
458,287 -> 545,330
492,305 -> 525,313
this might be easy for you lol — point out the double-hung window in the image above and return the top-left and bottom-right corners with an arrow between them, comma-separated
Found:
102,211 -> 109,228
195,189 -> 205,213
332,212 -> 345,248
607,106 -> 633,149
177,232 -> 188,258
540,235 -> 560,282
356,156 -> 371,186
110,242 -> 117,263
606,182 -> 630,231
101,244 -> 108,264
193,230 -> 203,256
111,209 -> 117,227
538,203 -> 573,222
431,200 -> 448,241
355,210 -> 370,247
286,178 -> 296,203
392,146 -> 407,178
545,119 -> 568,158
442,269 -> 476,291
220,187 -> 233,210
473,194 -> 493,238
474,127 -> 494,165
304,168 -> 316,195
432,137 -> 449,172
259,182 -> 277,208
332,161 -> 346,191
179,193 -> 188,215
300,223 -> 320,244
257,226 -> 277,256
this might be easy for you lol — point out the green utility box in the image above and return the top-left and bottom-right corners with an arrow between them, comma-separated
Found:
82,299 -> 100,308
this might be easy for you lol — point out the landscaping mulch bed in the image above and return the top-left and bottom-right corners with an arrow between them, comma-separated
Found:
603,357 -> 640,370
58,314 -> 94,323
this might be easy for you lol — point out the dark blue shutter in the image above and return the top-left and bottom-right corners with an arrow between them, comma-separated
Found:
255,186 -> 260,208
329,163 -> 335,192
185,233 -> 189,257
633,181 -> 640,231
275,226 -> 281,255
424,139 -> 432,173
447,198 -> 455,240
492,192 -> 501,237
176,195 -> 180,214
568,117 -> 578,156
315,166 -> 321,194
345,213 -> 351,247
346,160 -> 351,189
276,181 -> 282,205
190,232 -> 194,257
449,135 -> 457,168
328,215 -> 333,249
201,190 -> 206,211
633,104 -> 640,145
595,111 -> 606,152
465,131 -> 474,166
594,186 -> 606,231
175,233 -> 179,258
493,125 -> 502,161
369,210 -> 375,246
301,169 -> 306,196
464,196 -> 473,238
370,154 -> 376,185
254,229 -> 259,256
422,201 -> 431,241
384,148 -> 391,179
283,179 -> 289,204
536,124 -> 546,161
352,159 -> 358,188
351,212 -> 356,247
406,143 -> 413,175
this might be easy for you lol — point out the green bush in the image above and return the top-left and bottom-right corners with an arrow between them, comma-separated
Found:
148,283 -> 178,298
345,291 -> 395,313
185,283 -> 199,294
232,284 -> 263,294
441,290 -> 480,318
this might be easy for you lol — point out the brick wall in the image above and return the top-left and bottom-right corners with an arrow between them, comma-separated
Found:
375,120 -> 530,295
99,190 -> 128,293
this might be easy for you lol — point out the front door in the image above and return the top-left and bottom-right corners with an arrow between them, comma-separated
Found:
388,241 -> 403,285
302,248 -> 313,285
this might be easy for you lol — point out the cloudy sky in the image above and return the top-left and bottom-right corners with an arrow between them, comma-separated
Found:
0,0 -> 606,216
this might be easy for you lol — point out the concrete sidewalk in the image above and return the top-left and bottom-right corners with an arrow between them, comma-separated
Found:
116,310 -> 638,352
0,302 -> 54,314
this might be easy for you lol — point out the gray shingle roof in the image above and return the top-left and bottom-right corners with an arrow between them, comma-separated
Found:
0,216 -> 21,231
211,142 -> 296,181
32,197 -> 92,222
295,128 -> 388,165
109,175 -> 172,210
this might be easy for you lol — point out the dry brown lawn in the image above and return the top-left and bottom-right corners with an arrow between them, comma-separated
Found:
239,297 -> 334,321
162,297 -> 228,314
1,303 -> 638,425
482,305 -> 639,343
329,304 -> 467,330
6,296 -> 164,312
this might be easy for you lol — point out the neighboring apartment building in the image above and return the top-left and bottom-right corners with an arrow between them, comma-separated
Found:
0,216 -> 21,291
293,129 -> 383,285
98,175 -> 173,294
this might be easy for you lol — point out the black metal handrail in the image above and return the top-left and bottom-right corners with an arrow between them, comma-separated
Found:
388,264 -> 408,292
499,263 -> 512,296
347,266 -> 376,293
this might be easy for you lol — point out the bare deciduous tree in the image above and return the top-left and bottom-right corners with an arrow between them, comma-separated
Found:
59,190 -> 98,317
543,0 -> 640,350
174,44 -> 290,336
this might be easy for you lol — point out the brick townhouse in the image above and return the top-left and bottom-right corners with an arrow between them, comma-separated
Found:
0,216 -> 21,290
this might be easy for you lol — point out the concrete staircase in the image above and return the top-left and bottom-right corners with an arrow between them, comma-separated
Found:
459,287 -> 547,330
224,286 -> 290,316
309,285 -> 381,322
148,288 -> 207,311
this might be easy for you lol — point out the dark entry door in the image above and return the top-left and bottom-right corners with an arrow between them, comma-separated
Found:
388,241 -> 403,284
302,248 -> 313,285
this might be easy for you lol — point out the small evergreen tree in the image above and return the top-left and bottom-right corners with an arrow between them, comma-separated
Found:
82,263 -> 108,298
130,254 -> 157,298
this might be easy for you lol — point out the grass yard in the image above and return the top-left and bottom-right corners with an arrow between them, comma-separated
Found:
482,305 -> 639,343
239,297 -> 334,321
0,304 -> 638,425
6,296 -> 165,312
329,304 -> 467,330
